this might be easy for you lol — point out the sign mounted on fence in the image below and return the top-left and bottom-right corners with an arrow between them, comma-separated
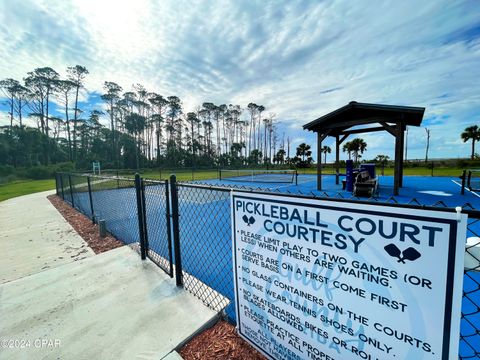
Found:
231,192 -> 466,360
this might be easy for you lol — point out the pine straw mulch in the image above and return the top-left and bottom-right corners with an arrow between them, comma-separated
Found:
180,320 -> 266,360
48,195 -> 124,254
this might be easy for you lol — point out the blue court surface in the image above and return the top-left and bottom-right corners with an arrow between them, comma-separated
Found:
68,175 -> 480,358
202,174 -> 480,208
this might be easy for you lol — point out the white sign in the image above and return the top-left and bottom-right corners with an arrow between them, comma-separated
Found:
231,192 -> 466,360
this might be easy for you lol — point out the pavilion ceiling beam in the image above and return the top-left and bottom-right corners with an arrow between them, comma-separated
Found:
320,117 -> 398,131
338,134 -> 349,145
340,126 -> 386,136
379,122 -> 397,136
318,129 -> 331,143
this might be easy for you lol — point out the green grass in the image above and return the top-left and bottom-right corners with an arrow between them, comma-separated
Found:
104,169 -> 220,182
0,179 -> 56,202
298,166 -> 465,177
119,166 -> 466,180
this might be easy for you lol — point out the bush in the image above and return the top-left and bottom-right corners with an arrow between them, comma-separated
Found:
54,162 -> 75,172
25,166 -> 53,180
23,162 -> 75,180
0,165 -> 14,176
0,174 -> 17,184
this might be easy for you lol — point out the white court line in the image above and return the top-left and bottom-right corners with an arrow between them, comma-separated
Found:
452,180 -> 480,198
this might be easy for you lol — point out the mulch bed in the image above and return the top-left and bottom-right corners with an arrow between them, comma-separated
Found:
48,195 -> 123,254
180,320 -> 266,360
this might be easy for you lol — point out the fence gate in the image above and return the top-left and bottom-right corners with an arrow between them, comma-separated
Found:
141,179 -> 173,277
172,180 -> 234,318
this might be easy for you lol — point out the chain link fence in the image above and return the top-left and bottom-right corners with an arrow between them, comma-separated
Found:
55,172 -> 480,359
175,183 -> 233,316
143,179 -> 173,276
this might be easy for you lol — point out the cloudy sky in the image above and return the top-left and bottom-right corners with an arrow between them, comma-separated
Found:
0,0 -> 479,160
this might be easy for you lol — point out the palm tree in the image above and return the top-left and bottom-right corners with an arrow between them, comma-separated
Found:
461,125 -> 480,160
343,138 -> 367,163
321,145 -> 331,163
296,143 -> 312,162
342,142 -> 353,160
375,154 -> 390,175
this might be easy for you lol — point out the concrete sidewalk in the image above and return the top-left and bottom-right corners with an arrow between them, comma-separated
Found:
0,246 -> 217,360
0,190 -> 94,284
0,191 -> 219,360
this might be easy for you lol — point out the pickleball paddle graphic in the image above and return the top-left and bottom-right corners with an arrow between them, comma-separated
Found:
384,243 -> 421,263
242,215 -> 256,226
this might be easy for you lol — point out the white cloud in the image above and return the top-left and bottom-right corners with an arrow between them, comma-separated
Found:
0,0 -> 479,159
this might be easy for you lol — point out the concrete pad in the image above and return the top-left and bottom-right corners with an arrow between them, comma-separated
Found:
0,246 -> 217,360
0,190 -> 94,283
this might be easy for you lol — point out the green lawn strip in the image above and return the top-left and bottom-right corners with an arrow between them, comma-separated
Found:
0,179 -> 56,202
133,169 -> 219,181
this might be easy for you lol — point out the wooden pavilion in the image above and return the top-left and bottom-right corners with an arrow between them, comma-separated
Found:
303,101 -> 425,195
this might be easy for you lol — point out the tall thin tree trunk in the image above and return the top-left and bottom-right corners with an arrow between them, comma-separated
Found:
73,85 -> 80,161
18,99 -> 23,127
9,95 -> 14,129
65,98 -> 72,161
45,90 -> 50,164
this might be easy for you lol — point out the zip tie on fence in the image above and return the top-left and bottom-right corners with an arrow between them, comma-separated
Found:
456,206 -> 463,223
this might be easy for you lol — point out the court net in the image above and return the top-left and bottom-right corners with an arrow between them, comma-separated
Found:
219,169 -> 298,184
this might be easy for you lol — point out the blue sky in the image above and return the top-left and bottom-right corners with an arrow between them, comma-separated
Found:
0,0 -> 479,160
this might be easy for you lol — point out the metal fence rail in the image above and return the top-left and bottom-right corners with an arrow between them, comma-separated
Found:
54,172 -> 480,359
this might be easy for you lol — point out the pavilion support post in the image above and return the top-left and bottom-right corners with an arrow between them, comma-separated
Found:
335,135 -> 340,185
317,134 -> 322,191
393,124 -> 402,196
399,122 -> 405,187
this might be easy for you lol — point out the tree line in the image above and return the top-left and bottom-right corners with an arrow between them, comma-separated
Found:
0,65 -> 308,170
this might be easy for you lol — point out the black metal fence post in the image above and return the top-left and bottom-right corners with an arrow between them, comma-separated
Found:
87,176 -> 95,223
165,179 -> 174,278
170,174 -> 183,286
68,174 -> 75,208
140,178 -> 149,253
55,173 -> 59,195
461,170 -> 466,195
60,173 -> 65,200
135,173 -> 147,260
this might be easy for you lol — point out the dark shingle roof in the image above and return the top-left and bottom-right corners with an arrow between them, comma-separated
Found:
303,101 -> 425,133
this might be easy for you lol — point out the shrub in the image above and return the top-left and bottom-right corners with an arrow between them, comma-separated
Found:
0,165 -> 14,176
25,166 -> 53,180
24,162 -> 75,180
